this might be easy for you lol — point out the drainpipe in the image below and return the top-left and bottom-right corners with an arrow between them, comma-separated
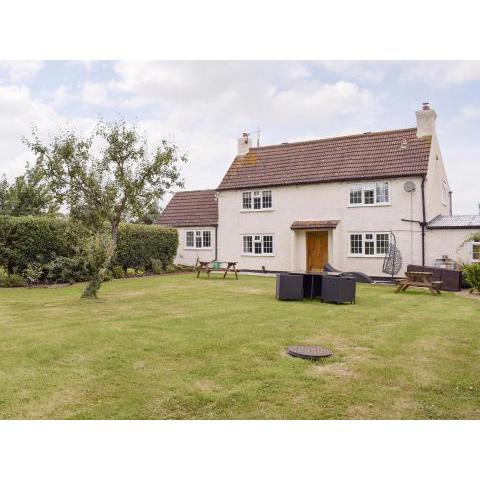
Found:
214,225 -> 218,261
421,176 -> 426,266
448,190 -> 453,216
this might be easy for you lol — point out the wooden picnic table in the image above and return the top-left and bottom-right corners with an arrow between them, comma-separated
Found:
196,261 -> 239,279
395,271 -> 442,295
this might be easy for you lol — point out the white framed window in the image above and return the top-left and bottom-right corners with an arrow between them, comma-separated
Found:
242,191 -> 252,210
241,190 -> 273,211
348,181 -> 391,206
185,230 -> 212,250
349,232 -> 390,257
186,231 -> 194,248
472,242 -> 480,262
262,190 -> 272,209
442,181 -> 448,206
242,234 -> 274,256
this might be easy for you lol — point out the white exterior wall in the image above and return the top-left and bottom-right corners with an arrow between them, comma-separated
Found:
426,229 -> 480,266
174,226 -> 216,265
217,176 -> 426,276
424,133 -> 451,220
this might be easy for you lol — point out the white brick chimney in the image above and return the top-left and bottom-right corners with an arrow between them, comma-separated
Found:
416,102 -> 437,138
237,132 -> 251,156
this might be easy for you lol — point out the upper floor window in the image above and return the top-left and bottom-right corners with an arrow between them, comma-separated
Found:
242,234 -> 274,256
349,232 -> 390,257
242,190 -> 273,211
442,181 -> 448,206
472,242 -> 480,262
186,230 -> 212,249
349,181 -> 390,206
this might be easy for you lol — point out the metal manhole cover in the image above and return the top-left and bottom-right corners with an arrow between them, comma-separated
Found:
287,345 -> 333,360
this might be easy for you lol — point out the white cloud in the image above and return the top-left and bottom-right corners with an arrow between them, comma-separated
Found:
0,61 -> 44,82
0,84 -> 95,179
81,81 -> 109,106
319,61 -> 389,83
404,61 -> 480,85
106,61 -> 379,191
50,84 -> 71,107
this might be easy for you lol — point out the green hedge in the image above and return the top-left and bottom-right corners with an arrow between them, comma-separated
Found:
115,223 -> 178,271
0,215 -> 87,273
0,216 -> 178,276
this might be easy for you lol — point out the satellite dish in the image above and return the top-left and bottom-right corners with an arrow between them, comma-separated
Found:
403,181 -> 416,193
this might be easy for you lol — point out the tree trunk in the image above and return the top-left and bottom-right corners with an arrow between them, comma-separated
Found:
111,221 -> 119,245
81,221 -> 119,299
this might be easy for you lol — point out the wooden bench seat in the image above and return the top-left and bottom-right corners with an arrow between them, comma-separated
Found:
395,271 -> 443,295
196,261 -> 239,279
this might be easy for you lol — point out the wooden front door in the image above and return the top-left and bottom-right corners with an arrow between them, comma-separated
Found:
306,231 -> 328,272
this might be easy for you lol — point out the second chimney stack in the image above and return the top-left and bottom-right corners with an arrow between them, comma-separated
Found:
237,132 -> 252,156
416,102 -> 437,138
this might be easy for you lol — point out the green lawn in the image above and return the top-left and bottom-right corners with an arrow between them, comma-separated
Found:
0,274 -> 479,419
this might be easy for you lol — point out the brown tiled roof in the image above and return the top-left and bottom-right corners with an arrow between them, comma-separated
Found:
291,220 -> 339,230
157,190 -> 218,227
217,128 -> 432,190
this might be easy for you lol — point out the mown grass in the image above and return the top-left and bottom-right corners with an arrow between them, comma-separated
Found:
0,274 -> 479,419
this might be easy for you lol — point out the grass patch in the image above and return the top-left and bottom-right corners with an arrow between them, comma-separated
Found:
0,274 -> 479,419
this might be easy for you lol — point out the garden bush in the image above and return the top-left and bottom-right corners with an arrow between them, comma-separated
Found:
0,216 -> 178,286
126,268 -> 136,278
0,215 -> 88,274
115,224 -> 178,272
0,265 -> 28,287
165,263 -> 176,273
45,256 -> 90,284
24,262 -> 44,285
151,258 -> 164,275
0,266 -> 9,286
111,266 -> 125,279
462,263 -> 480,293
5,273 -> 27,287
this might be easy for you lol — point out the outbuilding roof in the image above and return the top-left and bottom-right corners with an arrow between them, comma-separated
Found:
157,189 -> 218,227
427,215 -> 480,229
217,128 -> 432,191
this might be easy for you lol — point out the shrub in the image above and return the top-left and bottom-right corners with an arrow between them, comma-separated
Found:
24,262 -> 44,285
462,263 -> 480,293
111,266 -> 125,279
126,268 -> 136,278
0,217 -> 177,283
115,224 -> 178,272
0,266 -> 27,288
0,215 -> 89,274
151,258 -> 164,275
0,266 -> 9,287
5,273 -> 27,287
135,269 -> 145,277
165,263 -> 176,273
45,256 -> 90,284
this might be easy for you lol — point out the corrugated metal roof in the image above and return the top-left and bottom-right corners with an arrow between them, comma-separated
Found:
427,215 -> 480,229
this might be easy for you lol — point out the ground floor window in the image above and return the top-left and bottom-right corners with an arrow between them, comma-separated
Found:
242,234 -> 274,255
186,230 -> 212,249
473,242 -> 480,262
349,232 -> 390,257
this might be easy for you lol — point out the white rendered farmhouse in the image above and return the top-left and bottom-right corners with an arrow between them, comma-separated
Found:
158,105 -> 480,277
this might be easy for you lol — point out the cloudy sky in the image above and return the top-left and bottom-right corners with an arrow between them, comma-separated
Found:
0,60 -> 479,213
